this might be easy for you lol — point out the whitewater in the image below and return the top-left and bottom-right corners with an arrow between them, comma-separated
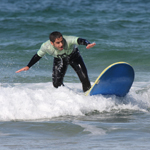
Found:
0,82 -> 150,121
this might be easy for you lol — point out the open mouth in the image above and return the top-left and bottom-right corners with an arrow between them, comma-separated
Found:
60,47 -> 63,50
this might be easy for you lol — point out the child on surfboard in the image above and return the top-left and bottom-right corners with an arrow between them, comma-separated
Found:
16,31 -> 96,92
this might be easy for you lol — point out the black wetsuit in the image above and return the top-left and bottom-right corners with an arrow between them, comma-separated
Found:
27,38 -> 91,92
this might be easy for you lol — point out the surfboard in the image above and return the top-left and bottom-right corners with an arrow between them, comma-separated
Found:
86,62 -> 134,97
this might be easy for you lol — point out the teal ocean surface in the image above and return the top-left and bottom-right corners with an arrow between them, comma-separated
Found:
0,0 -> 150,149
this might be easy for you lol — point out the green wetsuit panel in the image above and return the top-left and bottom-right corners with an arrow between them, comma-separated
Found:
37,35 -> 79,58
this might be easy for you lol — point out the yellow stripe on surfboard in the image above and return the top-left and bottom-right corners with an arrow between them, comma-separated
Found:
85,62 -> 131,96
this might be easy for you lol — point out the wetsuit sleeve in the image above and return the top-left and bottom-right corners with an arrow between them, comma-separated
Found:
77,38 -> 91,46
27,53 -> 42,68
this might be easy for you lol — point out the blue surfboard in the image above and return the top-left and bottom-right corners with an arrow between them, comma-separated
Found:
86,62 -> 134,97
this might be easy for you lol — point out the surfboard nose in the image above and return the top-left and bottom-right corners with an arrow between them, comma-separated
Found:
88,62 -> 134,97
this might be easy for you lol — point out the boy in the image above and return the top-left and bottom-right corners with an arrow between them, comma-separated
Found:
16,31 -> 96,92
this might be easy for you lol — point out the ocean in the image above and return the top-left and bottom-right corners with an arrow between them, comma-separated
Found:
0,0 -> 150,149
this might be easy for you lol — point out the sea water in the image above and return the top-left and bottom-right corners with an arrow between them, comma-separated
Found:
0,0 -> 150,149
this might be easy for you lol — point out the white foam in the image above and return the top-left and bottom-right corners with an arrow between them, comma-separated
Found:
0,82 -> 150,121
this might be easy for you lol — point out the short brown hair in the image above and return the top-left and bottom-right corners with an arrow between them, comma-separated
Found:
49,31 -> 62,43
